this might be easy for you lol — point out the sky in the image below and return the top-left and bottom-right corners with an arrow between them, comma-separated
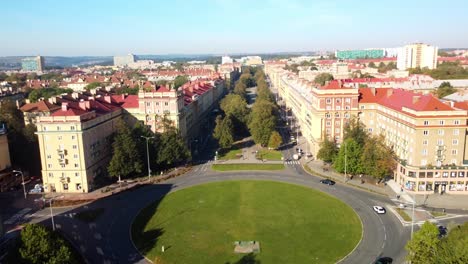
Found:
2,0 -> 468,56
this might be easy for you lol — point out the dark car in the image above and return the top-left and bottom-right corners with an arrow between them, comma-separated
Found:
320,179 -> 336,185
374,257 -> 393,264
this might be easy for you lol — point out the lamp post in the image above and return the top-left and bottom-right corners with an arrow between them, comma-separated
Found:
141,136 -> 154,182
12,170 -> 27,199
46,195 -> 64,231
411,191 -> 416,239
344,141 -> 347,182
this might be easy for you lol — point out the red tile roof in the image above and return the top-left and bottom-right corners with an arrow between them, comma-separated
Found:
20,100 -> 60,112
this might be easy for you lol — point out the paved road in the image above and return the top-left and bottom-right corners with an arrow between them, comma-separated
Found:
21,162 -> 406,264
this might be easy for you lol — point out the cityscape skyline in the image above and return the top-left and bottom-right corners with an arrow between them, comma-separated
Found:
2,0 -> 468,56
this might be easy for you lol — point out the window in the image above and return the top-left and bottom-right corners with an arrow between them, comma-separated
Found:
452,139 -> 459,145
156,102 -> 159,106
345,106 -> 350,110
336,106 -> 341,110
421,160 -> 427,166
326,128 -> 331,134
165,102 -> 169,106
422,140 -> 428,145
74,164 -> 79,168
63,183 -> 69,191
368,128 -> 373,132
423,120 -> 429,125
335,113 -> 340,118
326,98 -> 331,104
423,130 -> 429,135
345,98 -> 351,103
74,154 -> 78,159
76,183 -> 82,191
360,105 -> 365,110
438,129 -> 444,136
48,173 -> 53,178
437,139 -> 444,146
439,120 -> 445,125
422,149 -> 428,156
58,136 -> 62,140
454,120 -> 460,125
43,126 -> 47,131
72,145 -> 77,149
336,99 -> 341,103
61,164 -> 66,168
57,126 -> 61,131
335,128 -> 340,133
71,126 -> 76,130
451,149 -> 458,155
146,102 -> 150,106
47,154 -> 51,159
325,113 -> 331,118
335,121 -> 341,126
326,121 -> 331,126
75,172 -> 80,177
344,113 -> 350,118
71,135 -> 75,140
453,129 -> 459,135
48,164 -> 52,168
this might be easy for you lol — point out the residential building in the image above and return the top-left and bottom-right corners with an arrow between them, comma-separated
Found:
267,65 -> 468,195
336,49 -> 385,60
397,43 -> 438,70
113,54 -> 136,67
21,56 -> 44,72
21,77 -> 226,193
0,125 -> 11,172
221,56 -> 233,64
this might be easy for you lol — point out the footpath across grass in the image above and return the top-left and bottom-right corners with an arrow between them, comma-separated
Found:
212,163 -> 285,171
132,181 -> 362,264
256,149 -> 283,160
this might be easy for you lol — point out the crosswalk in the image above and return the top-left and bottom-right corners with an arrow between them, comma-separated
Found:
192,160 -> 213,173
284,160 -> 300,165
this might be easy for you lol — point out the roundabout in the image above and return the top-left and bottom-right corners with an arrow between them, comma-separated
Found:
131,181 -> 362,264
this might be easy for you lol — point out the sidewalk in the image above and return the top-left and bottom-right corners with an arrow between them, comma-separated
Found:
303,159 -> 389,196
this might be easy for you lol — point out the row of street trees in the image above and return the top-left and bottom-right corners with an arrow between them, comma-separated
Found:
316,117 -> 396,179
107,118 -> 190,181
406,221 -> 468,264
213,67 -> 282,150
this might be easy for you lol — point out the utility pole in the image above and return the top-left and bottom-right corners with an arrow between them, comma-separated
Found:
344,141 -> 347,182
141,136 -> 155,182
13,170 -> 27,199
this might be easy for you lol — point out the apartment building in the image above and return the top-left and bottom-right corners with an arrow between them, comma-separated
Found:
21,56 -> 44,72
0,126 -> 11,172
113,54 -> 136,67
22,78 -> 226,193
397,43 -> 438,70
267,65 -> 468,195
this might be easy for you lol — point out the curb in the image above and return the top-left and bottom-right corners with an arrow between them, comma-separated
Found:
301,164 -> 388,197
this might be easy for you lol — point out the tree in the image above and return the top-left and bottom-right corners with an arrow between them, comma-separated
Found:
368,62 -> 376,68
85,82 -> 102,90
435,222 -> 468,263
213,115 -> 234,149
333,138 -> 363,175
234,81 -> 247,98
18,224 -> 77,264
220,94 -> 250,136
361,135 -> 397,179
435,81 -> 456,98
406,221 -> 440,264
108,119 -> 142,179
249,100 -> 277,146
173,75 -> 189,89
343,117 -> 368,146
157,130 -> 190,167
268,131 -> 282,149
314,73 -> 334,86
317,136 -> 338,163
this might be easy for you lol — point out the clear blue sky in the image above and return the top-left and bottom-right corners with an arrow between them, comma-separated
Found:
2,0 -> 467,56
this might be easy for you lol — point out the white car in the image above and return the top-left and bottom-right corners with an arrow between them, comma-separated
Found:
373,206 -> 386,214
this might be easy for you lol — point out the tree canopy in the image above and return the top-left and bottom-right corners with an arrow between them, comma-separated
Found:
173,75 -> 189,89
405,222 -> 444,264
213,115 -> 235,149
157,129 -> 190,168
435,81 -> 456,98
314,73 -> 334,86
28,87 -> 73,103
316,136 -> 338,163
249,99 -> 277,146
268,131 -> 283,149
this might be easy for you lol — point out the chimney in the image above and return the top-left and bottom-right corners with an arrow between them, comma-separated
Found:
412,96 -> 421,104
104,95 -> 112,104
121,94 -> 125,100
386,89 -> 393,97
72,92 -> 79,99
371,87 -> 376,96
79,101 -> 90,111
61,102 -> 68,111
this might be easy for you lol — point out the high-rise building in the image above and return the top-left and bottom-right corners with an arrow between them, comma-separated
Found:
397,43 -> 438,70
21,56 -> 44,72
113,54 -> 136,67
336,49 -> 385,60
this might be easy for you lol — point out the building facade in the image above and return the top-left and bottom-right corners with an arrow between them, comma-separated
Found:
113,54 -> 136,67
0,126 -> 11,172
21,56 -> 44,72
397,43 -> 438,70
336,49 -> 385,60
267,65 -> 468,195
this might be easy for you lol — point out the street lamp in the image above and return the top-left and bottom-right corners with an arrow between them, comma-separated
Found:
12,170 -> 27,199
141,136 -> 155,182
46,195 -> 64,231
344,141 -> 347,182
411,192 -> 416,239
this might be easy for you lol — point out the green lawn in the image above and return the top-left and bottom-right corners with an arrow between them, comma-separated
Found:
256,149 -> 283,160
218,149 -> 242,160
212,163 -> 285,171
395,208 -> 412,221
132,181 -> 362,264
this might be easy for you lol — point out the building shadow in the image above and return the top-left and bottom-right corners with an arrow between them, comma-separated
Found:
225,253 -> 261,264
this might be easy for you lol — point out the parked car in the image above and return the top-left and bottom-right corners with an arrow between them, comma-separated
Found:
320,179 -> 336,185
373,206 -> 386,214
29,184 -> 43,194
374,257 -> 393,264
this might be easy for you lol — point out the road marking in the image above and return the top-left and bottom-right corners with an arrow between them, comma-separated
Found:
3,208 -> 32,225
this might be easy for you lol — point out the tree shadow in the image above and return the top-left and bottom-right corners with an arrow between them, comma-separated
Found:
225,253 -> 261,264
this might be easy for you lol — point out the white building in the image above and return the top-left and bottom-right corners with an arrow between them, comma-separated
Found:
397,43 -> 438,70
221,56 -> 233,64
113,54 -> 136,67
